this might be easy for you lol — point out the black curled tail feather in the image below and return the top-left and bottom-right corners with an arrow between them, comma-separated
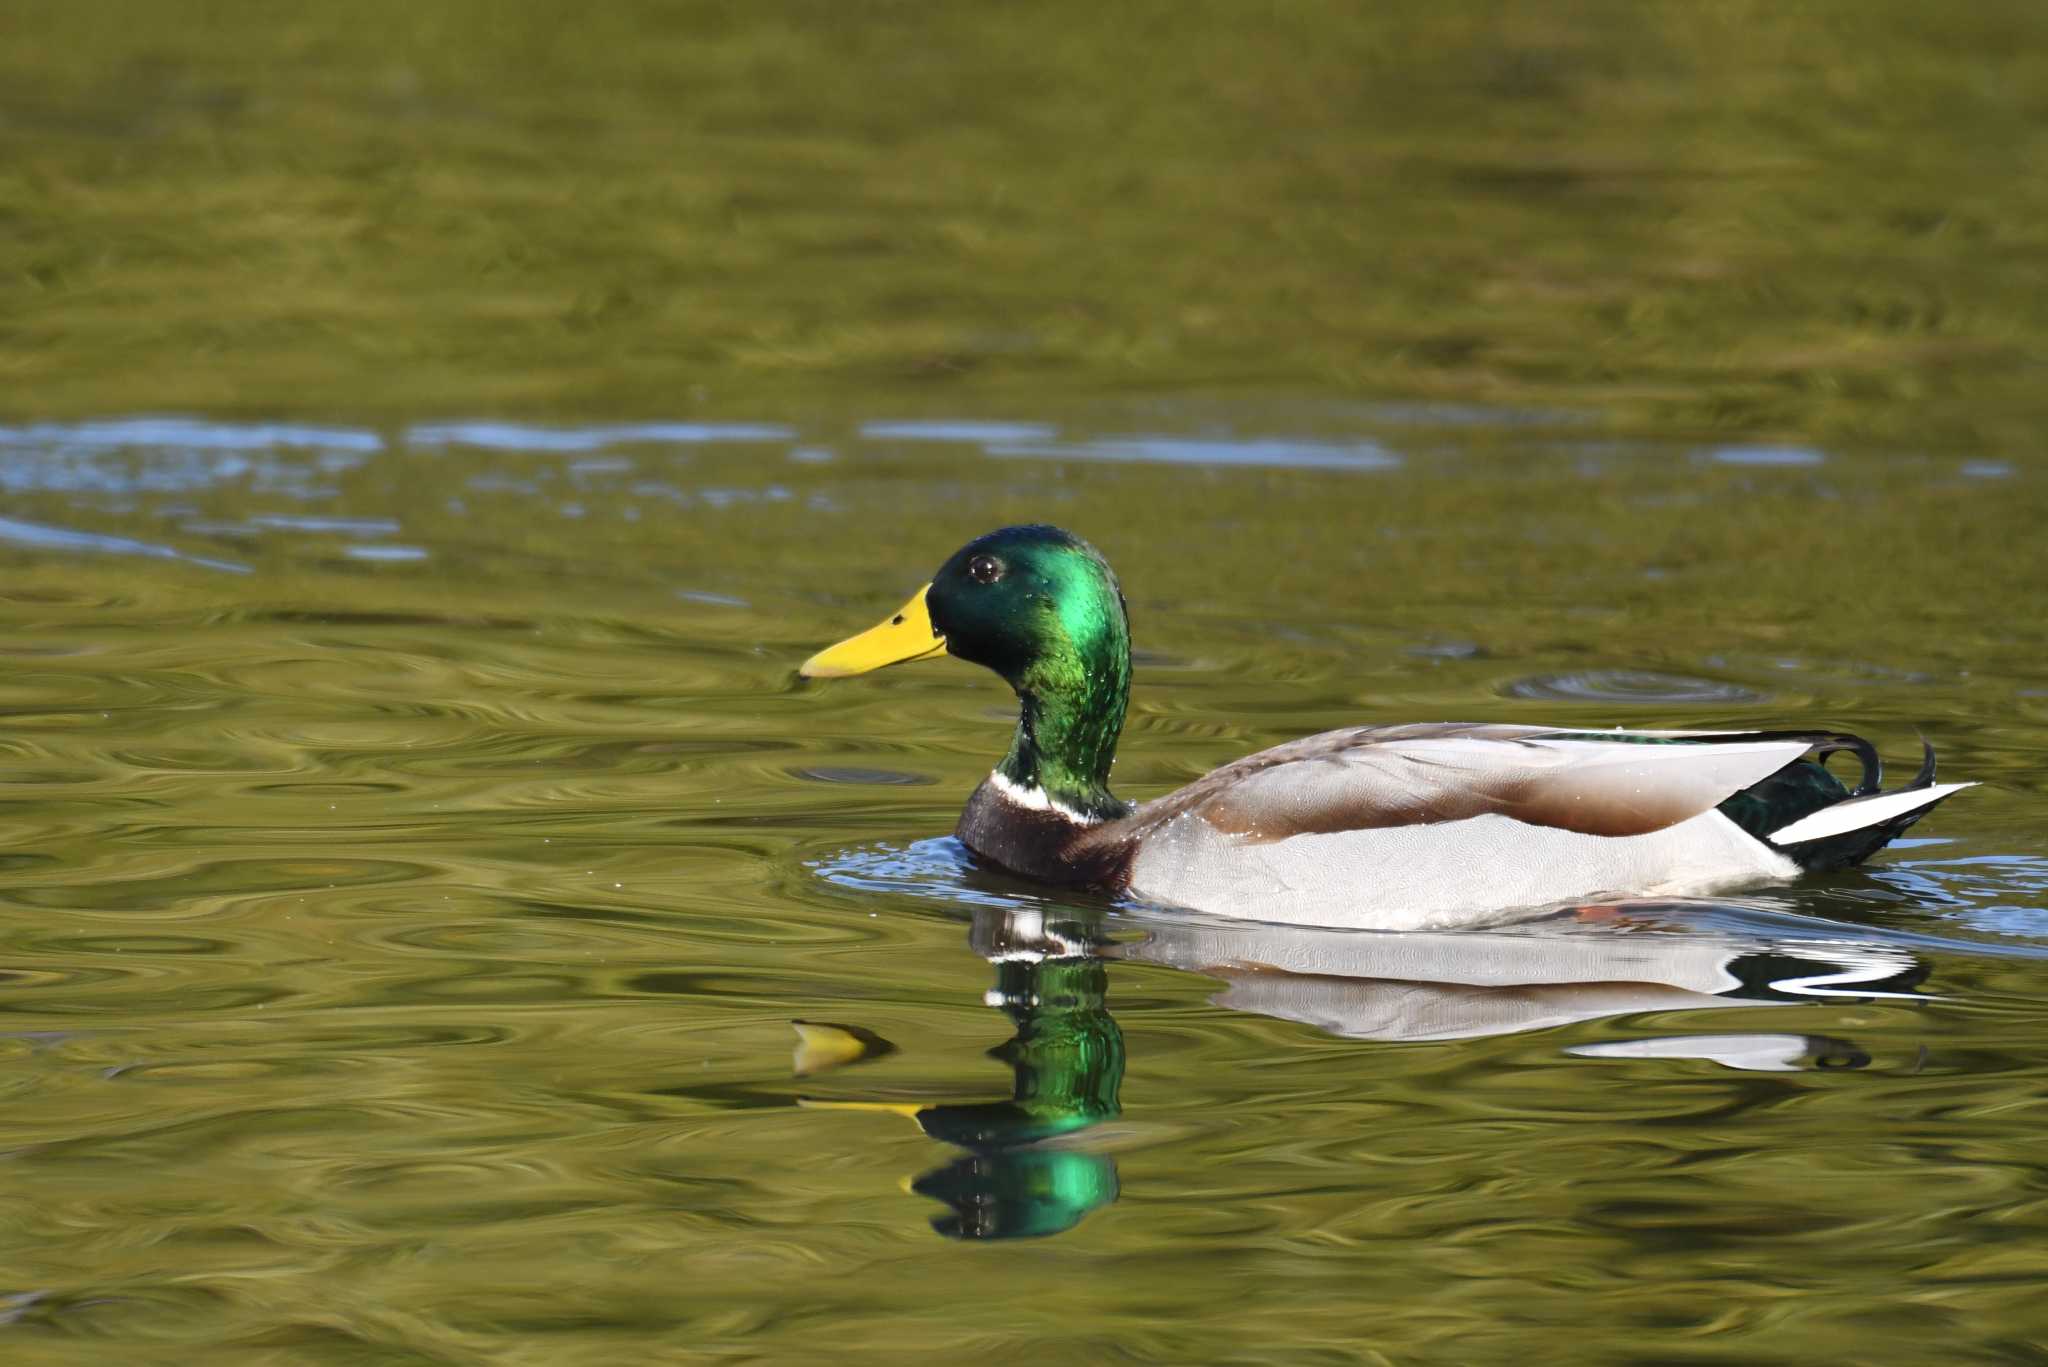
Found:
1715,731 -> 1957,873
1769,736 -> 1956,873
1908,737 -> 1937,790
1814,732 -> 1884,797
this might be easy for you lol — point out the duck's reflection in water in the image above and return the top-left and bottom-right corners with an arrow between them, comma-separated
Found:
804,945 -> 1121,1240
1112,907 -> 1925,1044
806,901 -> 1929,1240
906,951 -> 1122,1239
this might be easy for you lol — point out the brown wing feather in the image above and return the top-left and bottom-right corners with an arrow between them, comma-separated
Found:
1083,724 -> 1805,850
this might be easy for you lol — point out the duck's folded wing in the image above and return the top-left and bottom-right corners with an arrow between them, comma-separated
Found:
1138,726 -> 1818,842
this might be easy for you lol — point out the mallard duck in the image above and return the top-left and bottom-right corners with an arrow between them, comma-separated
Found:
800,525 -> 1972,930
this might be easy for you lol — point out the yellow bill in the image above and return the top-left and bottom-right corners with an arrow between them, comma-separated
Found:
800,584 -> 948,678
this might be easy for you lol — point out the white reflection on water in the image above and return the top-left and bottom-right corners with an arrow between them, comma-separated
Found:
0,417 -> 382,452
405,420 -> 793,451
861,420 -> 1061,443
987,434 -> 1400,470
247,515 -> 402,536
1706,443 -> 1827,467
0,513 -> 250,574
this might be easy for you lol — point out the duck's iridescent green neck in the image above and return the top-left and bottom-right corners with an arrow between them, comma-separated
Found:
992,572 -> 1131,822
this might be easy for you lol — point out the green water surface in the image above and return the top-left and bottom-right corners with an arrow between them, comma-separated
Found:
3,6 -> 2048,1365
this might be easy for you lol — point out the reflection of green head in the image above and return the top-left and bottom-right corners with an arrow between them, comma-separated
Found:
910,955 -> 1125,1240
914,957 -> 1123,1149
914,1149 -> 1120,1241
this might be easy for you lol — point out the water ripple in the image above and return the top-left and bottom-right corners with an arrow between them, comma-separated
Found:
0,515 -> 249,574
1500,669 -> 1767,704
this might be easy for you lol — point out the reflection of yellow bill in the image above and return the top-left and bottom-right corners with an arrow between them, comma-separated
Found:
790,1020 -> 894,1077
799,585 -> 946,677
795,1097 -> 928,1121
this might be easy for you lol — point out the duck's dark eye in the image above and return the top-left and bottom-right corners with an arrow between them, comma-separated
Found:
967,554 -> 1002,585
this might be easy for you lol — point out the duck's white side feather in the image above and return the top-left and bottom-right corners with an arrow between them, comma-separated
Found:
1126,807 -> 1799,930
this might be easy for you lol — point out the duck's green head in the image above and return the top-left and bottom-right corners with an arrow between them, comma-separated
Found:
801,525 -> 1131,813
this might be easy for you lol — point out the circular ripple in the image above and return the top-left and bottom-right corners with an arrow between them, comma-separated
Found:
1500,670 -> 1766,705
786,766 -> 935,786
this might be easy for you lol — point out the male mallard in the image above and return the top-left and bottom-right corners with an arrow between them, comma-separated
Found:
800,525 -> 1972,930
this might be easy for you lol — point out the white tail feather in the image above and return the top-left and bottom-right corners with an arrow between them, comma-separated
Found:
1766,782 -> 1975,845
